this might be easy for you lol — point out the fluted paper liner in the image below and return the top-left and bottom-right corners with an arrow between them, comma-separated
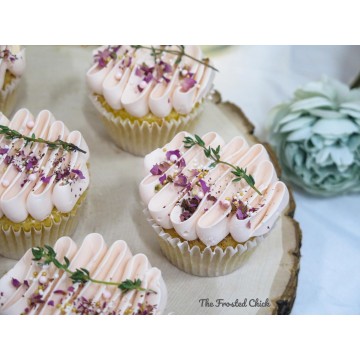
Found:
0,77 -> 21,116
145,209 -> 264,277
89,94 -> 203,156
0,191 -> 87,260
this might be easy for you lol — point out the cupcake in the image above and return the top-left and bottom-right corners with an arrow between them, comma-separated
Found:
0,108 -> 89,260
140,131 -> 289,276
86,45 -> 216,156
0,46 -> 25,116
0,233 -> 167,315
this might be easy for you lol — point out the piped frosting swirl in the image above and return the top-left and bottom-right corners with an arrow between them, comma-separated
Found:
0,46 -> 25,90
0,109 -> 89,223
86,45 -> 215,118
0,233 -> 167,315
140,132 -> 289,246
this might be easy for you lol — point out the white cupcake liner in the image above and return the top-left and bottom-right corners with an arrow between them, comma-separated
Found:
89,94 -> 203,157
0,77 -> 21,116
144,208 -> 264,277
0,192 -> 87,260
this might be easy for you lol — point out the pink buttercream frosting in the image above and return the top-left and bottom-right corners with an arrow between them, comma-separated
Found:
140,132 -> 289,246
0,233 -> 167,315
0,109 -> 89,222
86,45 -> 215,118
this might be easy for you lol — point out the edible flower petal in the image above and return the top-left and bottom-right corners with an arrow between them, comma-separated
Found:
199,179 -> 210,194
174,174 -> 188,187
165,149 -> 181,161
11,278 -> 21,288
181,77 -> 196,92
71,169 -> 86,179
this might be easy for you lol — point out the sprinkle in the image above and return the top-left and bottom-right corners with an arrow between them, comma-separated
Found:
28,173 -> 36,182
139,80 -> 147,89
26,120 -> 35,129
102,290 -> 111,299
197,191 -> 204,199
115,70 -> 123,80
220,200 -> 231,209
38,276 -> 47,284
169,154 -> 178,163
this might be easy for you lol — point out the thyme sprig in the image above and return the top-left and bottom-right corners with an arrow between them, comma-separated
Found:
32,245 -> 156,294
0,125 -> 86,154
131,45 -> 218,72
183,135 -> 262,195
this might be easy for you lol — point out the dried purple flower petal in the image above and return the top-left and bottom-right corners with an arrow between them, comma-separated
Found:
236,207 -> 246,220
166,149 -> 181,161
199,179 -> 210,194
71,169 -> 85,179
174,174 -> 188,187
0,147 -> 9,155
159,174 -> 167,185
135,67 -> 142,77
68,286 -> 75,293
48,300 -> 55,306
4,154 -> 13,165
181,77 -> 197,92
180,210 -> 191,222
144,73 -> 153,83
24,280 -> 30,288
190,169 -> 199,177
94,46 -> 120,69
41,175 -> 52,184
25,156 -> 38,171
162,62 -> 172,73
150,162 -> 170,176
11,278 -> 21,289
246,220 -> 251,229
177,158 -> 186,169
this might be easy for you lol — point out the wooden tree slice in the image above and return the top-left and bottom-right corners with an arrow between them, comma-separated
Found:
211,91 -> 302,315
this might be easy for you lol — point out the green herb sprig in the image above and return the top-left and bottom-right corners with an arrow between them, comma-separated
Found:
183,135 -> 262,195
32,245 -> 156,295
0,125 -> 87,154
131,45 -> 218,72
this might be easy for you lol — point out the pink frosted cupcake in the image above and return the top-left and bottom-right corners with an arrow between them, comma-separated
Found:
0,109 -> 90,260
0,46 -> 25,116
0,233 -> 167,315
140,132 -> 289,276
86,45 -> 216,156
